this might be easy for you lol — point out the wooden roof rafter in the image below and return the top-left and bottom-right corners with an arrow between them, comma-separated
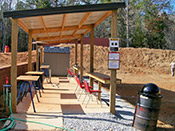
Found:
75,11 -> 112,41
48,39 -> 77,44
60,14 -> 67,41
69,12 -> 92,41
18,19 -> 28,33
4,2 -> 125,44
94,11 -> 112,27
39,16 -> 49,39
74,28 -> 91,42
38,34 -> 81,41
84,28 -> 91,36
16,19 -> 37,40
31,25 -> 91,34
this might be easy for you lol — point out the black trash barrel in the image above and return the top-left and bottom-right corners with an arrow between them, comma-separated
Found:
132,83 -> 162,131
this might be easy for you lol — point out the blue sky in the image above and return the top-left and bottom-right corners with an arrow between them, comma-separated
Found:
171,1 -> 175,11
9,0 -> 175,13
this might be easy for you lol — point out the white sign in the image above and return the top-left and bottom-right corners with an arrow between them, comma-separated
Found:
109,38 -> 119,52
109,53 -> 120,60
108,52 -> 120,69
108,60 -> 120,69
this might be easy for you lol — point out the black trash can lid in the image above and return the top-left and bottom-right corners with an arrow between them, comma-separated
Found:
141,83 -> 160,95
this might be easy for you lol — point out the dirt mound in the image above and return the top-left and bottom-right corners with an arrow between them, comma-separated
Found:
1,46 -> 174,76
57,44 -> 175,75
119,48 -> 175,75
0,45 -> 175,128
0,51 -> 36,67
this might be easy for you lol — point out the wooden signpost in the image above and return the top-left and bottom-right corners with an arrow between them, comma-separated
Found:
109,10 -> 118,115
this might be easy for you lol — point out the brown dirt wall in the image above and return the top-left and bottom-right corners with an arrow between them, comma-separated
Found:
0,45 -> 175,129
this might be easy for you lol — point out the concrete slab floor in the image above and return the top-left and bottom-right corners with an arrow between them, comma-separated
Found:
11,76 -> 109,130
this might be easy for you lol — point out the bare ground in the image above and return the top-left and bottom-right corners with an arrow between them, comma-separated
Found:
0,51 -> 36,67
58,44 -> 175,129
0,45 -> 175,129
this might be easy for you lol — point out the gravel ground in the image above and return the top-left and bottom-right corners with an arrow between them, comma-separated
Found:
63,113 -> 138,131
63,81 -> 139,131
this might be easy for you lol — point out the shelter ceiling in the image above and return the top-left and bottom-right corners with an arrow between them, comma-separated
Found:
4,2 -> 125,44
18,10 -> 112,44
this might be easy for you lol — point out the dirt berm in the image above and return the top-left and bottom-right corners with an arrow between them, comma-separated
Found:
0,45 -> 175,129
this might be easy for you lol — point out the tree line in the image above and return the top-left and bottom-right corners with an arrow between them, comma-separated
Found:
0,0 -> 174,52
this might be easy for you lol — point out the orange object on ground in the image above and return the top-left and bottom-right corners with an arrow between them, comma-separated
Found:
5,45 -> 9,53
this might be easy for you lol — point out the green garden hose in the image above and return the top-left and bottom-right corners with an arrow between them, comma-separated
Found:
0,85 -> 16,131
0,85 -> 75,131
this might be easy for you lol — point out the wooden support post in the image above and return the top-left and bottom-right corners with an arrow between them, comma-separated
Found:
42,46 -> 44,64
36,44 -> 39,71
28,30 -> 32,71
11,19 -> 18,113
98,82 -> 102,100
80,35 -> 84,81
40,46 -> 43,65
90,24 -> 94,88
110,10 -> 117,115
75,40 -> 78,64
75,40 -> 78,75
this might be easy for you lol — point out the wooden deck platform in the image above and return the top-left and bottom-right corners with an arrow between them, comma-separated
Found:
13,77 -> 109,130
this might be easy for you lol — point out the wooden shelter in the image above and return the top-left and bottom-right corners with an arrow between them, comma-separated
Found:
4,2 -> 125,114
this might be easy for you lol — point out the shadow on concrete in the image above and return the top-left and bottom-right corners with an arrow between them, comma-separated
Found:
156,127 -> 175,131
101,97 -> 134,121
101,82 -> 175,129
17,91 -> 37,113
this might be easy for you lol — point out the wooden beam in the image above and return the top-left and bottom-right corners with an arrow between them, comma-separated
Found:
32,35 -> 37,40
69,12 -> 91,41
28,30 -> 32,71
94,11 -> 112,27
89,24 -> 94,88
74,25 -> 92,42
39,16 -> 46,31
31,25 -> 91,34
80,34 -> 84,81
72,30 -> 78,37
40,46 -> 44,65
38,34 -> 81,41
47,39 -> 77,44
84,28 -> 91,36
62,14 -> 67,30
11,19 -> 18,113
79,12 -> 92,28
110,10 -> 117,115
36,45 -> 39,71
16,19 -> 37,40
42,46 -> 44,64
72,12 -> 91,36
18,19 -> 29,33
75,40 -> 78,64
74,40 -> 78,75
76,28 -> 91,41
60,14 -> 67,39
39,16 -> 49,39
90,24 -> 94,72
